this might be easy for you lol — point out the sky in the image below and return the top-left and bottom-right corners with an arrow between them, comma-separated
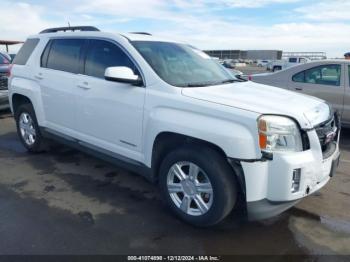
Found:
0,0 -> 349,57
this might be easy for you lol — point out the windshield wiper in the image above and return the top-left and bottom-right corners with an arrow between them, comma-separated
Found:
220,79 -> 240,84
181,79 -> 239,87
182,82 -> 216,87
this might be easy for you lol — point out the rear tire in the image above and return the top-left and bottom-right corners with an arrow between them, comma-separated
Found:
159,145 -> 237,227
15,103 -> 47,153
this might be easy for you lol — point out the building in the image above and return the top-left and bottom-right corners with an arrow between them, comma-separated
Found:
203,49 -> 282,61
245,50 -> 282,61
282,52 -> 327,60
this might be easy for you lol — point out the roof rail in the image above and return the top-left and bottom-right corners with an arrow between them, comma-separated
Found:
40,26 -> 100,34
129,32 -> 152,36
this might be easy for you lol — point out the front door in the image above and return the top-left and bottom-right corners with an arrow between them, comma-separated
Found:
76,39 -> 145,161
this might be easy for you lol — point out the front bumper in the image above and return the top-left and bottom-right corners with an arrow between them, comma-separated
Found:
242,127 -> 340,221
0,75 -> 8,90
0,90 -> 9,110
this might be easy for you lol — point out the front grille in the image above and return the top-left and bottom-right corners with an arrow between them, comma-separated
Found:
315,113 -> 339,158
0,73 -> 8,90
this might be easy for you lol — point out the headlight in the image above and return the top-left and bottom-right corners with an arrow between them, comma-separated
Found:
258,115 -> 303,153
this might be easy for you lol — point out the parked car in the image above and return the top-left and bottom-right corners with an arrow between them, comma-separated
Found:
9,26 -> 340,226
223,59 -> 236,69
257,60 -> 270,67
231,69 -> 244,79
224,68 -> 245,80
266,61 -> 274,71
0,51 -> 10,110
0,51 -> 11,63
270,57 -> 310,72
250,60 -> 350,127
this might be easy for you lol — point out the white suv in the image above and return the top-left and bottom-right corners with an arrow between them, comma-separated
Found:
8,26 -> 340,226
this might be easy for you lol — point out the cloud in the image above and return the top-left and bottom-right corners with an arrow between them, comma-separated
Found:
75,0 -> 169,19
0,2 -> 53,39
295,0 -> 350,21
0,0 -> 348,57
155,20 -> 350,57
218,0 -> 300,8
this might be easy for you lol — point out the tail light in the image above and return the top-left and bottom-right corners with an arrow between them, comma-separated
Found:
248,75 -> 252,81
6,64 -> 13,77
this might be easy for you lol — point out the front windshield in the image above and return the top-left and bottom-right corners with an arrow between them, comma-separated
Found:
132,41 -> 236,87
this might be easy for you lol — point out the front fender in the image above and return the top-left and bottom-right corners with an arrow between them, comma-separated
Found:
143,107 -> 261,167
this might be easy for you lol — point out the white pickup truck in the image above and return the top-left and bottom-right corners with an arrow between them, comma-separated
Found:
270,57 -> 311,72
8,26 -> 340,226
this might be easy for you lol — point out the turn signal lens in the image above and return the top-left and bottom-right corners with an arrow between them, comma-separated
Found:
259,133 -> 267,149
258,119 -> 267,149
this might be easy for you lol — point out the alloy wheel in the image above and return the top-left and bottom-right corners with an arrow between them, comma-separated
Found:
167,161 -> 213,216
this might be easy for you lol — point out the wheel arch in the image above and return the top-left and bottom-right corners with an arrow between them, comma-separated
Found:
9,76 -> 45,125
150,132 -> 246,200
151,132 -> 227,177
11,93 -> 33,116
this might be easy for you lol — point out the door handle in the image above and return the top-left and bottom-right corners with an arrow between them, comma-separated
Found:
295,87 -> 303,91
77,82 -> 91,90
34,74 -> 43,80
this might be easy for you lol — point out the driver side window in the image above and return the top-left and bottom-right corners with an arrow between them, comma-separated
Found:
84,40 -> 138,79
292,64 -> 341,86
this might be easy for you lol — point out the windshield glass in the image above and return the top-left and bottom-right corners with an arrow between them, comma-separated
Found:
132,41 -> 236,87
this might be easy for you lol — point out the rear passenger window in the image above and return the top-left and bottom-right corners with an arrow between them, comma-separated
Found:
46,39 -> 85,74
84,40 -> 136,79
13,38 -> 39,65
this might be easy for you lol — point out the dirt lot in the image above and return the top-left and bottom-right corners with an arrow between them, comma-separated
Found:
0,109 -> 349,257
236,65 -> 269,76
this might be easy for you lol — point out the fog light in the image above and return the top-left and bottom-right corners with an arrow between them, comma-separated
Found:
291,169 -> 301,193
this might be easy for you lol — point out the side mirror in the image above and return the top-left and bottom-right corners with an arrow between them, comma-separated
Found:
104,66 -> 143,86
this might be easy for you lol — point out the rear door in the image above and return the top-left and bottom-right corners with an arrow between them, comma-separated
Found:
289,63 -> 345,114
39,38 -> 86,135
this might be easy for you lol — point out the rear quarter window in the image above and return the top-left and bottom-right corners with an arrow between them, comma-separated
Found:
13,38 -> 40,65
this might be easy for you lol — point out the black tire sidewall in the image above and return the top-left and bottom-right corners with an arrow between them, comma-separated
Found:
159,145 -> 237,227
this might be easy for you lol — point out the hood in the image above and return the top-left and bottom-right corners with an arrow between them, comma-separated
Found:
181,81 -> 330,129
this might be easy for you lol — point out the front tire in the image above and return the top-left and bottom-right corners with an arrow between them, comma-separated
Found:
159,145 -> 237,227
15,103 -> 47,153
